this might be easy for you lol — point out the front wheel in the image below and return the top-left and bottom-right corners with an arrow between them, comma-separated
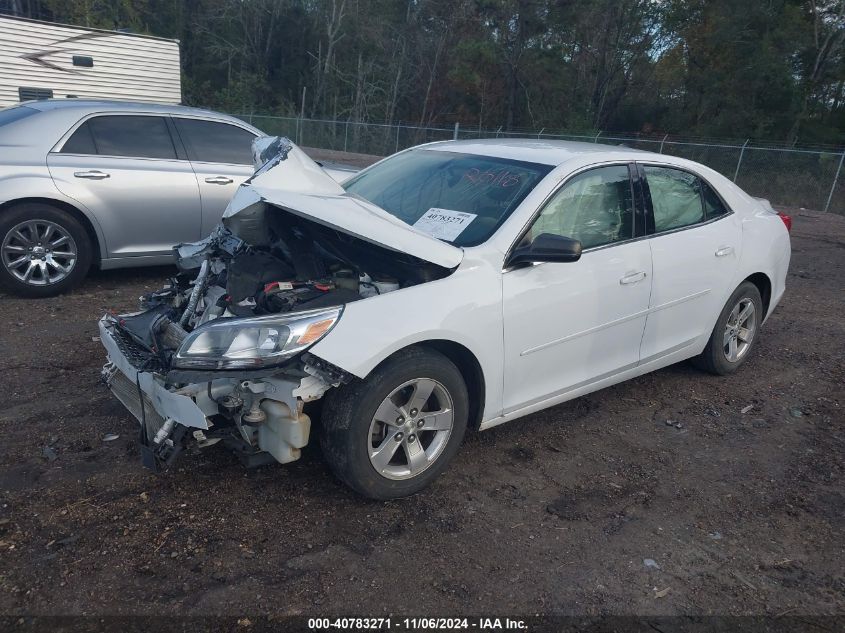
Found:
0,203 -> 93,297
693,281 -> 763,375
320,347 -> 468,500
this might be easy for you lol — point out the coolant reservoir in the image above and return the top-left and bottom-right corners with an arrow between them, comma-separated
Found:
359,273 -> 377,298
257,400 -> 311,464
373,275 -> 399,294
359,273 -> 399,297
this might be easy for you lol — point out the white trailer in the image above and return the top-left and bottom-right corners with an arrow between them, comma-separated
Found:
0,15 -> 181,108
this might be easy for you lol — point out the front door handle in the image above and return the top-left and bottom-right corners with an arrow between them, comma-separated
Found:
715,246 -> 735,257
620,271 -> 647,285
205,176 -> 234,185
74,170 -> 110,180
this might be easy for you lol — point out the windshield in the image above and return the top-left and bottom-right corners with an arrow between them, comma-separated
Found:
343,149 -> 552,246
0,105 -> 37,128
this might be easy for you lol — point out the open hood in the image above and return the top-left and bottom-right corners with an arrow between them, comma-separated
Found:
222,138 -> 464,270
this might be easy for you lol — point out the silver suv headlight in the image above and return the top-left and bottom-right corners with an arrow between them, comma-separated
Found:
174,306 -> 342,370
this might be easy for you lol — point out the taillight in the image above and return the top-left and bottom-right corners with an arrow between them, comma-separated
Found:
777,211 -> 792,233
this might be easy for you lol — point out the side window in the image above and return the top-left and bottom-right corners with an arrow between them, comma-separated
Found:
86,115 -> 177,159
526,165 -> 634,250
643,166 -> 705,232
173,118 -> 256,165
61,121 -> 97,154
702,180 -> 729,219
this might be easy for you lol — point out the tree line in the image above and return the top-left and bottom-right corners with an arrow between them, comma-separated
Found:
3,0 -> 844,146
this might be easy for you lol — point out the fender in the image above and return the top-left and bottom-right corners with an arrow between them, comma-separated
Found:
736,207 -> 790,323
309,248 -> 505,424
0,171 -> 109,259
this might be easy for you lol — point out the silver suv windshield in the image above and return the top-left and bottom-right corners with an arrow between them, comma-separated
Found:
343,149 -> 552,246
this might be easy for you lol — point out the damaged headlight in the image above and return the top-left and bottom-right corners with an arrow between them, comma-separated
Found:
173,307 -> 342,370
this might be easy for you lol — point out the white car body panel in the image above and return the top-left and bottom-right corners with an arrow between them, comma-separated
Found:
243,143 -> 348,196
307,141 -> 791,428
310,247 -> 505,419
501,240 -> 653,413
319,165 -> 359,184
99,137 -> 790,464
639,214 -> 743,361
224,143 -> 464,269
739,208 -> 791,322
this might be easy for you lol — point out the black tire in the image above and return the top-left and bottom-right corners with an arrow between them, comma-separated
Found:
320,346 -> 469,500
0,203 -> 93,298
693,281 -> 763,375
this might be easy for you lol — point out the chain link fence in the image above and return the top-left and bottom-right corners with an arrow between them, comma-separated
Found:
238,114 -> 845,215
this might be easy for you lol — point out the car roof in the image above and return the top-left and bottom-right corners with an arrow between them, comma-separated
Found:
21,99 -> 237,120
424,138 -> 650,166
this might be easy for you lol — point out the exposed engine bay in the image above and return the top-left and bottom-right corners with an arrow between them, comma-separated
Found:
98,136 -> 454,472
116,210 -> 445,367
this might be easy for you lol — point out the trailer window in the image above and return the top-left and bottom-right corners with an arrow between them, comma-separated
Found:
173,118 -> 256,165
86,115 -> 177,160
0,106 -> 37,127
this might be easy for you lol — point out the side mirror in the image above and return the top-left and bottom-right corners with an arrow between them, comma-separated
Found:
507,233 -> 582,268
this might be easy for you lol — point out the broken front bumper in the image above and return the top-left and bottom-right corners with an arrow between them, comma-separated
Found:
99,317 -> 210,430
98,316 -> 316,470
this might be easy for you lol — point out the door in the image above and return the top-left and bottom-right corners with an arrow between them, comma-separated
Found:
637,164 -> 741,361
502,164 -> 652,412
172,117 -> 257,234
47,114 -> 201,257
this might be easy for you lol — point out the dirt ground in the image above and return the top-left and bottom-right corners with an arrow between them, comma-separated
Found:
0,198 -> 843,619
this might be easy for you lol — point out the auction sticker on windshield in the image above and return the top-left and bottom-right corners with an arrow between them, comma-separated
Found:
412,208 -> 477,242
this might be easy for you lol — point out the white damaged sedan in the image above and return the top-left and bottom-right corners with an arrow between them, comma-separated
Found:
99,136 -> 791,499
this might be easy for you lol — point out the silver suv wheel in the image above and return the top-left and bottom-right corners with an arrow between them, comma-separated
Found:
1,219 -> 78,286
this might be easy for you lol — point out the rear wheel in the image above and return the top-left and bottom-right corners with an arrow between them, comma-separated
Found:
693,281 -> 763,375
320,347 -> 468,500
0,203 -> 92,297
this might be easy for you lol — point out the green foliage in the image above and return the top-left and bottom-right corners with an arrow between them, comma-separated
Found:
6,0 -> 844,144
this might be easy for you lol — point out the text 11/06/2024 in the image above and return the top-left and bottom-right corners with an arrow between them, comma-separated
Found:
307,616 -> 528,630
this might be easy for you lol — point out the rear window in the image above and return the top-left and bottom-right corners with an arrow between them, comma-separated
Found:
173,118 -> 256,164
643,166 -> 706,232
61,115 -> 177,159
0,106 -> 37,128
61,121 -> 97,154
702,180 -> 730,219
343,149 -> 553,246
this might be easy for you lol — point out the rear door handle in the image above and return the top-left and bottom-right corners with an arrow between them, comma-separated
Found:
715,246 -> 734,257
620,271 -> 647,285
74,170 -> 110,180
205,176 -> 234,185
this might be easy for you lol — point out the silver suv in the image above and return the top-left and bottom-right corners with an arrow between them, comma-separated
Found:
0,100 -> 263,297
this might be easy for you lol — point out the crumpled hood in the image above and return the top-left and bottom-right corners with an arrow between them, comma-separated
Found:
221,138 -> 464,270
